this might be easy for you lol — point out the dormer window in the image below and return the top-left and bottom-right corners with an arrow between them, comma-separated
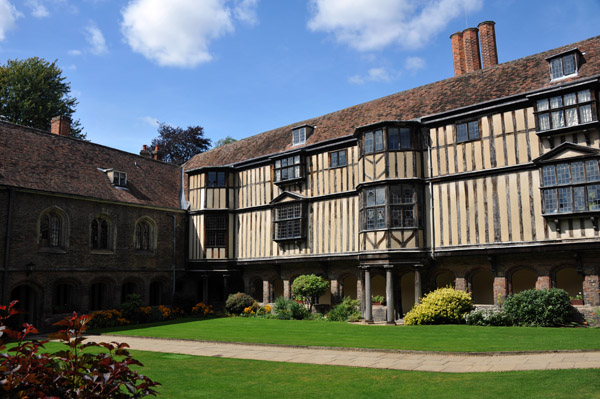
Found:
292,125 -> 313,146
274,154 -> 303,184
547,50 -> 580,80
106,170 -> 127,187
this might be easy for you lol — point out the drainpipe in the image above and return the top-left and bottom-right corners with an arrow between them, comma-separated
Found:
172,214 -> 177,299
2,188 -> 14,303
426,131 -> 436,259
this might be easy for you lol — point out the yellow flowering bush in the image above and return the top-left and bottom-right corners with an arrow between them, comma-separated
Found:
191,302 -> 214,317
404,287 -> 473,325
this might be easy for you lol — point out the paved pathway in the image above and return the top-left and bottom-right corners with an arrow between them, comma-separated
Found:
83,334 -> 600,373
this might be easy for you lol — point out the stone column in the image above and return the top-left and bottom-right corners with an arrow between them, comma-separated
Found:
357,275 -> 363,313
414,267 -> 422,305
583,273 -> 599,306
536,275 -> 551,290
330,279 -> 339,305
385,266 -> 395,324
455,276 -> 467,292
493,275 -> 507,305
202,275 -> 209,304
283,279 -> 291,299
262,280 -> 270,303
364,267 -> 373,323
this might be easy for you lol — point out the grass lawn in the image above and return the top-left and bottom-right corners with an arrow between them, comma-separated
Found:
33,342 -> 600,398
96,317 -> 600,352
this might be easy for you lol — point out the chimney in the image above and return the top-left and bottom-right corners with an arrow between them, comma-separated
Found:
50,116 -> 71,137
152,145 -> 162,161
450,31 -> 466,76
140,144 -> 151,158
462,27 -> 482,74
478,21 -> 498,69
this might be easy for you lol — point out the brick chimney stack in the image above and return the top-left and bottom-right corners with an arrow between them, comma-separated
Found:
50,116 -> 71,137
140,144 -> 151,158
462,27 -> 482,73
152,145 -> 161,161
450,31 -> 466,76
478,21 -> 498,69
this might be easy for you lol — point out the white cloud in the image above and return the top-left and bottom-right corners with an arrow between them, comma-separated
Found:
140,116 -> 159,127
68,49 -> 82,56
85,24 -> 108,55
349,67 -> 398,85
307,0 -> 483,52
121,0 -> 259,68
26,0 -> 49,18
0,0 -> 21,41
405,56 -> 426,72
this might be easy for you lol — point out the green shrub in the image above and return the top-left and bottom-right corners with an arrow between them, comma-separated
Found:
225,292 -> 255,315
465,308 -> 512,326
292,274 -> 330,312
119,293 -> 144,323
328,297 -> 361,322
371,295 -> 385,304
273,297 -> 311,320
504,288 -> 571,327
404,287 -> 473,326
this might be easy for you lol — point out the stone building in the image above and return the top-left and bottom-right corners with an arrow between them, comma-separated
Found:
2,22 -> 600,324
0,117 -> 186,327
182,22 -> 600,321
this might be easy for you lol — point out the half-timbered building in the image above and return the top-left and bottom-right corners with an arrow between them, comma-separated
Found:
183,22 -> 600,321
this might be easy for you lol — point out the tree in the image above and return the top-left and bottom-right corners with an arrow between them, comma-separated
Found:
214,136 -> 237,148
151,123 -> 211,165
291,274 -> 330,312
0,57 -> 86,139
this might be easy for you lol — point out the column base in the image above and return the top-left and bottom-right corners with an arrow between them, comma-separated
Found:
361,319 -> 374,325
385,320 -> 397,325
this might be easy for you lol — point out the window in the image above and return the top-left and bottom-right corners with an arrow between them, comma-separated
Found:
135,219 -> 155,252
456,121 -> 480,143
363,129 -> 383,154
390,185 -> 417,227
541,159 -> 600,214
274,155 -> 303,183
112,171 -> 127,187
39,210 -> 64,248
205,214 -> 227,247
330,150 -> 347,168
293,127 -> 306,145
536,89 -> 595,131
274,203 -> 303,240
388,127 -> 412,150
91,217 -> 111,250
549,53 -> 577,80
207,171 -> 226,187
361,184 -> 421,231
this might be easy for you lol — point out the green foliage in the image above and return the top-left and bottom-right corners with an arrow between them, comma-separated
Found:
371,295 -> 385,304
328,297 -> 361,322
404,287 -> 473,326
465,308 -> 512,326
214,135 -> 237,148
120,293 -> 144,322
503,288 -> 571,327
225,292 -> 255,315
273,297 -> 311,320
291,274 -> 330,312
0,301 -> 159,397
151,122 -> 211,164
0,57 -> 86,139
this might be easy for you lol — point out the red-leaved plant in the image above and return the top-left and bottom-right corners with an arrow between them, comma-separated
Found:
0,300 -> 159,398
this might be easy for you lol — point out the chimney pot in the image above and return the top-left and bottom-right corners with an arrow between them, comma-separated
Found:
139,144 -> 151,158
142,144 -> 147,150
50,116 -> 71,137
478,21 -> 498,68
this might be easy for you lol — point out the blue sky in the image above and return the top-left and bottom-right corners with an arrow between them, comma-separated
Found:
1,0 -> 599,154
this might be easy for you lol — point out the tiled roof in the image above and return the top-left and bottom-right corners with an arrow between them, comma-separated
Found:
0,122 -> 182,209
185,35 -> 600,171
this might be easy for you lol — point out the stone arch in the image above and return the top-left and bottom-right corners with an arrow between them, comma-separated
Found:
249,277 -> 263,302
121,277 -> 144,304
338,273 -> 358,300
553,266 -> 583,298
9,282 -> 42,326
37,206 -> 69,249
89,276 -> 116,311
468,269 -> 494,304
400,271 -> 415,315
434,270 -> 455,289
272,278 -> 284,300
52,277 -> 82,314
509,267 -> 537,294
149,277 -> 169,306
